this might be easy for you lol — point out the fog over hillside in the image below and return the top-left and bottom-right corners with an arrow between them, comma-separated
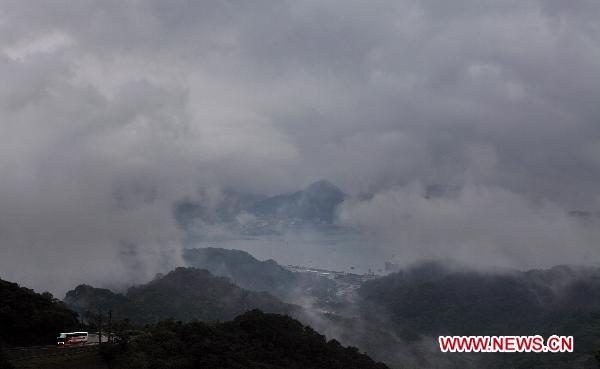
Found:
1,0 -> 600,295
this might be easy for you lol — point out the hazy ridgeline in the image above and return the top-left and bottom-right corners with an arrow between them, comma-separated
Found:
0,275 -> 389,369
3,0 -> 600,368
3,181 -> 600,368
55,247 -> 600,369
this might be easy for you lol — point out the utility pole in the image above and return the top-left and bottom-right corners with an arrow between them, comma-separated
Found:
108,307 -> 112,344
98,309 -> 103,346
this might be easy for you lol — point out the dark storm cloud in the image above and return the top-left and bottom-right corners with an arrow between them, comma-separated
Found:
1,0 -> 599,293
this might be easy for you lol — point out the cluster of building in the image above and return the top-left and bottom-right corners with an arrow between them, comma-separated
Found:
286,264 -> 377,286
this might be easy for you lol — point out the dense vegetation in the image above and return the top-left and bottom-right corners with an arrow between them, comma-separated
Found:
183,247 -> 298,298
60,255 -> 600,368
104,310 -> 388,369
351,262 -> 600,368
359,263 -> 600,335
183,247 -> 338,304
0,274 -> 388,369
65,267 -> 299,324
0,278 -> 79,346
0,343 -> 13,369
9,252 -> 600,369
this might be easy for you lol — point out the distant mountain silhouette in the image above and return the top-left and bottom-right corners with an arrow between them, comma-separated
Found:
248,180 -> 345,225
174,181 -> 346,236
65,267 -> 299,324
351,262 -> 600,368
183,247 -> 337,303
184,248 -> 296,297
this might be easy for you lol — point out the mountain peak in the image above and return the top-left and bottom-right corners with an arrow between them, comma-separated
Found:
305,180 -> 344,197
248,180 -> 345,225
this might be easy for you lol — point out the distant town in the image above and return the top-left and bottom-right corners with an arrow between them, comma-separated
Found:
286,264 -> 378,284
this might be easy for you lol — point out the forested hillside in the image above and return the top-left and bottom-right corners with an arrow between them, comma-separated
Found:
350,262 -> 600,368
0,278 -> 79,346
105,310 -> 389,369
65,267 -> 299,324
183,247 -> 337,304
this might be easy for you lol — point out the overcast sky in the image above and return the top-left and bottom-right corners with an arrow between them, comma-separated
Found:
1,0 -> 600,294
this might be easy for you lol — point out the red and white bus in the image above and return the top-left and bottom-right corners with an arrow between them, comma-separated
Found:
57,332 -> 88,345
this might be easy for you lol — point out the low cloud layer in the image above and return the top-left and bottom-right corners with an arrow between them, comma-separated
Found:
1,0 -> 599,294
339,184 -> 600,269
